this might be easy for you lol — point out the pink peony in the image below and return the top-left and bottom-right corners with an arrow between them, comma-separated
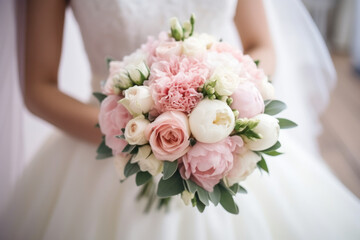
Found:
145,111 -> 191,162
179,136 -> 243,192
149,56 -> 209,114
103,61 -> 124,95
237,54 -> 267,88
211,42 -> 244,63
231,82 -> 265,118
99,95 -> 132,155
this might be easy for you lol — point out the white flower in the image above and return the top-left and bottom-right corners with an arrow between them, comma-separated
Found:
182,36 -> 207,58
119,86 -> 154,116
189,99 -> 235,143
124,115 -> 150,145
258,78 -> 275,100
208,67 -> 242,96
196,33 -> 217,49
126,61 -> 149,85
123,49 -> 147,66
226,149 -> 261,186
181,190 -> 194,206
207,52 -> 243,75
132,145 -> 163,176
113,154 -> 131,181
245,114 -> 280,151
170,17 -> 183,41
112,69 -> 133,90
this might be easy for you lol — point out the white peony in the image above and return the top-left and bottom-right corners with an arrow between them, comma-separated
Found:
113,154 -> 132,181
226,149 -> 261,186
245,114 -> 280,151
119,86 -> 154,116
189,99 -> 235,143
124,115 -> 150,145
182,36 -> 207,58
132,145 -> 163,176
258,78 -> 275,100
208,67 -> 242,96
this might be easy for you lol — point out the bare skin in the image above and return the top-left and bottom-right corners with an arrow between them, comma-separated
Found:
24,0 -> 275,144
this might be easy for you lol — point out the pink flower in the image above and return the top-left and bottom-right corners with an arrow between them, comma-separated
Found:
149,56 -> 209,114
99,95 -> 132,155
231,82 -> 265,118
145,111 -> 191,162
238,55 -> 267,87
179,136 -> 243,192
141,31 -> 172,67
211,42 -> 244,62
155,41 -> 182,61
103,61 -> 124,95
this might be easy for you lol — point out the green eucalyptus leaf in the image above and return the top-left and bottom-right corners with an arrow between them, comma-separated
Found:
93,92 -> 107,104
196,186 -> 209,206
157,171 -> 184,198
124,161 -> 140,178
209,185 -> 221,206
219,185 -> 239,214
195,194 -> 205,213
264,100 -> 287,116
106,57 -> 114,68
277,118 -> 298,129
136,171 -> 152,186
238,185 -> 247,194
230,183 -> 240,193
163,161 -> 178,180
122,144 -> 136,153
96,138 -> 113,159
185,179 -> 198,193
257,155 -> 269,173
263,141 -> 281,152
254,60 -> 260,67
263,151 -> 283,156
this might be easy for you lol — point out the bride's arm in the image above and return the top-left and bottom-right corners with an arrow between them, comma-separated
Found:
24,0 -> 102,144
234,0 -> 275,75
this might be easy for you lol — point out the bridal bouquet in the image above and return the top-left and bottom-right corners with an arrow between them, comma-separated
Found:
94,15 -> 296,214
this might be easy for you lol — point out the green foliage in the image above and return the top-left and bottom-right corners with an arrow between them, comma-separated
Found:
185,180 -> 209,206
264,100 -> 287,116
257,155 -> 269,173
254,60 -> 260,67
208,185 -> 221,206
163,161 -> 178,180
93,92 -> 107,104
122,144 -> 137,153
96,138 -> 113,159
136,171 -> 152,186
157,171 -> 184,198
277,118 -> 298,129
124,161 -> 140,178
219,184 -> 239,214
106,57 -> 114,69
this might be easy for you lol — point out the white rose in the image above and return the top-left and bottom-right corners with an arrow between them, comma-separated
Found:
119,86 -> 154,116
258,78 -> 275,100
181,190 -> 195,206
126,61 -> 149,85
182,36 -> 207,58
245,114 -> 280,151
189,99 -> 235,143
124,115 -> 150,145
113,154 -> 131,181
132,145 -> 163,176
226,149 -> 261,186
208,67 -> 242,96
113,69 -> 133,90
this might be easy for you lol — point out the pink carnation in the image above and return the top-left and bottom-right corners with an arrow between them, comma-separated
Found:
179,136 -> 243,192
98,95 -> 132,155
149,56 -> 209,114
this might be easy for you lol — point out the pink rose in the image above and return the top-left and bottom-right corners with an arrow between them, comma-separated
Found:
103,61 -> 124,95
149,56 -> 209,114
180,136 -> 243,192
231,82 -> 265,118
99,95 -> 132,155
145,111 -> 191,161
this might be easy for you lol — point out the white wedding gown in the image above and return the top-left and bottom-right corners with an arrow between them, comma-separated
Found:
1,0 -> 360,239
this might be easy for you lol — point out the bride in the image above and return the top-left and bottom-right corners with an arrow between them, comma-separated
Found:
1,0 -> 360,239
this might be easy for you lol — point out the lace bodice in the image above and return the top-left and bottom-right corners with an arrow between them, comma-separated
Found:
70,0 -> 239,92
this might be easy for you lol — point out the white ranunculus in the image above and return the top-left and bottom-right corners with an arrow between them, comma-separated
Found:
258,78 -> 275,100
113,154 -> 131,181
124,115 -> 150,145
182,36 -> 207,57
119,86 -> 154,116
189,99 -> 235,143
245,114 -> 280,151
226,149 -> 261,186
208,67 -> 242,96
181,190 -> 195,206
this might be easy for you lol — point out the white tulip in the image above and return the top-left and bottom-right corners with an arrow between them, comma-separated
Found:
258,78 -> 275,100
182,36 -> 207,58
226,149 -> 261,186
113,154 -> 131,181
189,99 -> 235,143
245,114 -> 280,151
181,190 -> 195,206
208,67 -> 242,96
124,115 -> 150,145
119,86 -> 154,116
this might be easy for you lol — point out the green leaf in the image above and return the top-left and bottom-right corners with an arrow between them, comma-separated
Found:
106,57 -> 114,68
185,179 -> 198,193
189,138 -> 197,146
122,144 -> 136,153
163,161 -> 178,180
238,185 -> 247,194
93,92 -> 107,104
184,180 -> 209,206
135,171 -> 152,186
263,151 -> 283,156
209,185 -> 221,206
220,180 -> 236,196
263,141 -> 281,152
277,118 -> 298,129
124,161 -> 140,178
254,60 -> 260,67
96,138 -> 113,159
264,100 -> 287,115
230,183 -> 240,193
157,171 -> 184,198
195,194 -> 205,213
94,123 -> 100,128
115,135 -> 125,139
219,185 -> 239,214
257,155 -> 269,173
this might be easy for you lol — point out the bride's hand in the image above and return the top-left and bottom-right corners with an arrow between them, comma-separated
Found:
24,0 -> 102,144
234,0 -> 276,75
